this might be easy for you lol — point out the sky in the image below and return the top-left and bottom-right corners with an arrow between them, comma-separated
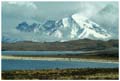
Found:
2,2 -> 117,21
2,1 -> 119,40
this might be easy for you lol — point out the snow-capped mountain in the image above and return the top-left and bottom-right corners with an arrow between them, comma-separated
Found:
91,4 -> 118,39
10,13 -> 111,42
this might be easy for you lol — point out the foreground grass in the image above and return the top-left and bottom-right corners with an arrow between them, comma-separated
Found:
2,68 -> 118,80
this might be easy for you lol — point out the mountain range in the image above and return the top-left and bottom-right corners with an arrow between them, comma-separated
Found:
2,13 -> 111,43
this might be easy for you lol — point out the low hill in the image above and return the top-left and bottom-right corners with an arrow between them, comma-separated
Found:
2,39 -> 118,51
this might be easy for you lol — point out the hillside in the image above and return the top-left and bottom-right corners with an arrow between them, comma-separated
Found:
2,39 -> 118,51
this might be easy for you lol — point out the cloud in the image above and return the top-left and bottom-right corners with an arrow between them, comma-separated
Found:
2,2 -> 38,19
8,2 -> 37,10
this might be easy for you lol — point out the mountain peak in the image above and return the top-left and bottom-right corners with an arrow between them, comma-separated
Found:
72,13 -> 88,21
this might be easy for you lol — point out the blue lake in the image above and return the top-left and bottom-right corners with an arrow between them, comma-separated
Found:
2,51 -> 118,71
2,51 -> 87,55
2,59 -> 118,71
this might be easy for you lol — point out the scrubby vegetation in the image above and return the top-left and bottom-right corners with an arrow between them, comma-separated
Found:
2,68 -> 118,80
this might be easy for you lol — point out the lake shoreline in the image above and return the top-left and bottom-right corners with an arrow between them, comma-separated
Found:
2,55 -> 118,64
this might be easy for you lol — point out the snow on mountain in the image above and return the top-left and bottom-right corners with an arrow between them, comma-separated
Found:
71,13 -> 111,40
10,13 -> 111,42
55,13 -> 111,41
91,4 -> 118,39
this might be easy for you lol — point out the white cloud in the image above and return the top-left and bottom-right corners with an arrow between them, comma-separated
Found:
2,2 -> 38,19
7,2 -> 37,9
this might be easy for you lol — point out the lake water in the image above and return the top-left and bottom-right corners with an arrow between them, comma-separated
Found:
2,51 -> 88,55
2,59 -> 118,71
2,51 -> 118,71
